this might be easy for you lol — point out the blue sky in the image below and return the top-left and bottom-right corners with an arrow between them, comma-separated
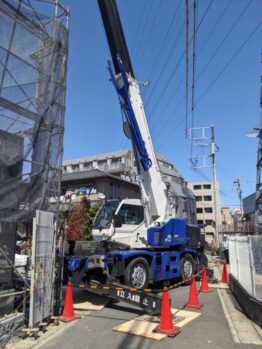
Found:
53,0 -> 261,208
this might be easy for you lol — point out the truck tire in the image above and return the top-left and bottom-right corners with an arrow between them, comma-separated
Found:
125,257 -> 150,290
180,254 -> 195,283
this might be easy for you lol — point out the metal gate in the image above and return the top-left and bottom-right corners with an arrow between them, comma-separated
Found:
29,210 -> 56,328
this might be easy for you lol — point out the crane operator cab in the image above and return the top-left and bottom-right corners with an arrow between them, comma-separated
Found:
92,199 -> 147,248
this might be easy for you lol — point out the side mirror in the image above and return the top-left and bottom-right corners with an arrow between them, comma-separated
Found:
113,215 -> 122,228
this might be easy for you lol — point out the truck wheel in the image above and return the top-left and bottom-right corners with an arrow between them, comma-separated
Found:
180,254 -> 195,283
125,257 -> 150,290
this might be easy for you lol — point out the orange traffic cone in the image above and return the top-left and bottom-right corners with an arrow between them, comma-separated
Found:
221,262 -> 229,284
186,275 -> 202,309
60,281 -> 80,322
200,266 -> 212,293
153,287 -> 181,337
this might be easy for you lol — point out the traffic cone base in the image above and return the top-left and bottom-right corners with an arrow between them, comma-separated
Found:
200,267 -> 212,293
200,289 -> 212,293
59,313 -> 80,323
187,275 -> 203,309
59,281 -> 80,323
221,263 -> 229,284
187,302 -> 203,309
153,325 -> 181,338
153,286 -> 181,338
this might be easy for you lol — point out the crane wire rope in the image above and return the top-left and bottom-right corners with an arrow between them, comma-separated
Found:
185,0 -> 189,134
190,0 -> 197,159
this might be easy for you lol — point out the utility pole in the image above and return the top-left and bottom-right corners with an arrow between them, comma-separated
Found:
210,125 -> 219,248
188,125 -> 220,247
233,179 -> 243,220
255,54 -> 262,234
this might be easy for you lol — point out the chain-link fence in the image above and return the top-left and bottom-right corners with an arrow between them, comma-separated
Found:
228,235 -> 262,301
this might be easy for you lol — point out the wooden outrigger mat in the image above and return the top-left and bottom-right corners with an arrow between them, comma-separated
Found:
208,283 -> 229,289
74,292 -> 109,311
113,308 -> 201,340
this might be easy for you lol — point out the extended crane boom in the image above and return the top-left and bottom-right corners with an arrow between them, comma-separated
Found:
97,0 -> 174,223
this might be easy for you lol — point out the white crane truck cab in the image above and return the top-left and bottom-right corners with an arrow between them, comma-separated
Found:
92,199 -> 148,249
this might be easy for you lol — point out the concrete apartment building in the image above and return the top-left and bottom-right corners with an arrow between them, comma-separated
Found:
221,207 -> 234,225
188,181 -> 222,243
62,150 -> 197,223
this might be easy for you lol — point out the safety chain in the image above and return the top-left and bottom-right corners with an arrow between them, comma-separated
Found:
88,265 -> 208,294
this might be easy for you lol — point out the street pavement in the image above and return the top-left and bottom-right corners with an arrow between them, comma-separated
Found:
38,283 -> 261,349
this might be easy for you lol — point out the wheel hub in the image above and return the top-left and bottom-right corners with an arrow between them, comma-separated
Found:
131,263 -> 146,288
184,259 -> 193,278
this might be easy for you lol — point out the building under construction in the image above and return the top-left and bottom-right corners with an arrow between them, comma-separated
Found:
0,0 -> 68,345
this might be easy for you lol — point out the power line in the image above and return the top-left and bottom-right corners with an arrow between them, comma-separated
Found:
133,0 -> 154,64
143,1 -> 184,98
149,0 -> 231,133
136,0 -> 163,77
144,8 -> 190,108
196,0 -> 254,83
197,0 -> 233,59
146,0 -> 214,121
195,20 -> 261,108
156,20 -> 261,152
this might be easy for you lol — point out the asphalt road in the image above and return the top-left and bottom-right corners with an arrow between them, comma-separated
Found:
38,283 -> 260,349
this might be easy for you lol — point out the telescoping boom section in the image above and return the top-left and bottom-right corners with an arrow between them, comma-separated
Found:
108,57 -> 170,224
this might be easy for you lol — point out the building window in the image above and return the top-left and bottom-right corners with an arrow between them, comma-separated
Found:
197,220 -> 204,225
63,166 -> 67,172
197,208 -> 203,213
195,196 -> 202,201
98,160 -> 106,170
205,220 -> 213,226
203,195 -> 212,201
111,157 -> 121,168
204,207 -> 213,213
71,164 -> 79,171
193,185 -> 202,190
203,184 -> 211,189
83,162 -> 92,170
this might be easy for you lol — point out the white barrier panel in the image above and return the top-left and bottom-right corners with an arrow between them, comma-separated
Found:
228,235 -> 261,300
236,237 -> 253,295
250,235 -> 262,301
228,237 -> 238,280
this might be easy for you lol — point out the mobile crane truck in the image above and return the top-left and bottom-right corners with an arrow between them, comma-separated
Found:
66,0 -> 206,312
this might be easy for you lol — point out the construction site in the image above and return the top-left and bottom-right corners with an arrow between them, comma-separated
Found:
0,0 -> 261,348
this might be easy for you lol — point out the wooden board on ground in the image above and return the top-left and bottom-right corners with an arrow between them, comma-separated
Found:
113,308 -> 201,340
209,283 -> 229,289
74,291 -> 109,311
